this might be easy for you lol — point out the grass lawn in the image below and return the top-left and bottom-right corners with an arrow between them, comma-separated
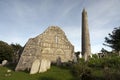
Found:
0,66 -> 75,80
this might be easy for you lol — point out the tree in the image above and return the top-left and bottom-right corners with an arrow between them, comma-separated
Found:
101,48 -> 108,53
0,41 -> 14,63
11,43 -> 22,54
104,27 -> 120,52
10,43 -> 23,63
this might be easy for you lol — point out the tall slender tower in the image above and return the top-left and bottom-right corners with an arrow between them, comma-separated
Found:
82,9 -> 91,61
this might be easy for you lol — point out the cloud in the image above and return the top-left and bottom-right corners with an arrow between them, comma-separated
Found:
0,0 -> 120,53
82,0 -> 120,53
62,26 -> 80,51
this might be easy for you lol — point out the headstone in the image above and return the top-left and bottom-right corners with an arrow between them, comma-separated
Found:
2,60 -> 8,66
46,60 -> 51,69
39,59 -> 48,73
30,59 -> 40,74
56,57 -> 61,66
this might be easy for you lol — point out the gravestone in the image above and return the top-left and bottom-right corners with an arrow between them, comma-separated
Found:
39,59 -> 50,73
46,60 -> 51,69
30,59 -> 40,74
56,57 -> 61,66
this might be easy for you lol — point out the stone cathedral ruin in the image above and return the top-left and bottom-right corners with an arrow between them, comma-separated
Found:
15,8 -> 91,74
15,26 -> 74,74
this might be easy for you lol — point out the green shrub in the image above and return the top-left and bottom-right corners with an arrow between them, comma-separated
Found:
87,58 -> 104,68
0,41 -> 14,63
71,62 -> 93,80
72,55 -> 120,80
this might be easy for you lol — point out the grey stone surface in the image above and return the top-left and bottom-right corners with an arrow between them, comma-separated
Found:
30,59 -> 51,74
15,26 -> 74,73
2,60 -> 8,66
39,59 -> 50,73
46,60 -> 51,69
81,9 -> 91,61
30,59 -> 40,74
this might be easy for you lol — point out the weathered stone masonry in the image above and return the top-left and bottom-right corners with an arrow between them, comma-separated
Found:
15,26 -> 74,73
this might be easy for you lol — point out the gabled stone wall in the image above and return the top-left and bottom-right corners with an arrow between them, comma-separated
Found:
15,26 -> 74,72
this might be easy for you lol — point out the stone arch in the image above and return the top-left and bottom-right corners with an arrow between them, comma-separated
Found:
54,49 -> 65,62
55,49 -> 64,54
30,59 -> 40,74
42,48 -> 53,54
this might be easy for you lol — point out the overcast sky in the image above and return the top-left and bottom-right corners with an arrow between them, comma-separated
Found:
0,0 -> 120,53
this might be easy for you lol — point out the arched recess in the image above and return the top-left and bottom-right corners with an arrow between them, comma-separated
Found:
55,49 -> 64,54
42,48 -> 53,54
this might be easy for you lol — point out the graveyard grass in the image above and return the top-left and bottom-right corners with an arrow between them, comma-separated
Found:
0,65 -> 75,80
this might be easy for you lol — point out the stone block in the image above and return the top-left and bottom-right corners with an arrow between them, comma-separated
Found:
30,59 -> 40,74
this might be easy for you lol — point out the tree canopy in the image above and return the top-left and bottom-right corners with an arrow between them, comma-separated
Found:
0,41 -> 23,63
0,41 -> 13,63
11,43 -> 22,53
104,27 -> 120,52
10,43 -> 23,63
